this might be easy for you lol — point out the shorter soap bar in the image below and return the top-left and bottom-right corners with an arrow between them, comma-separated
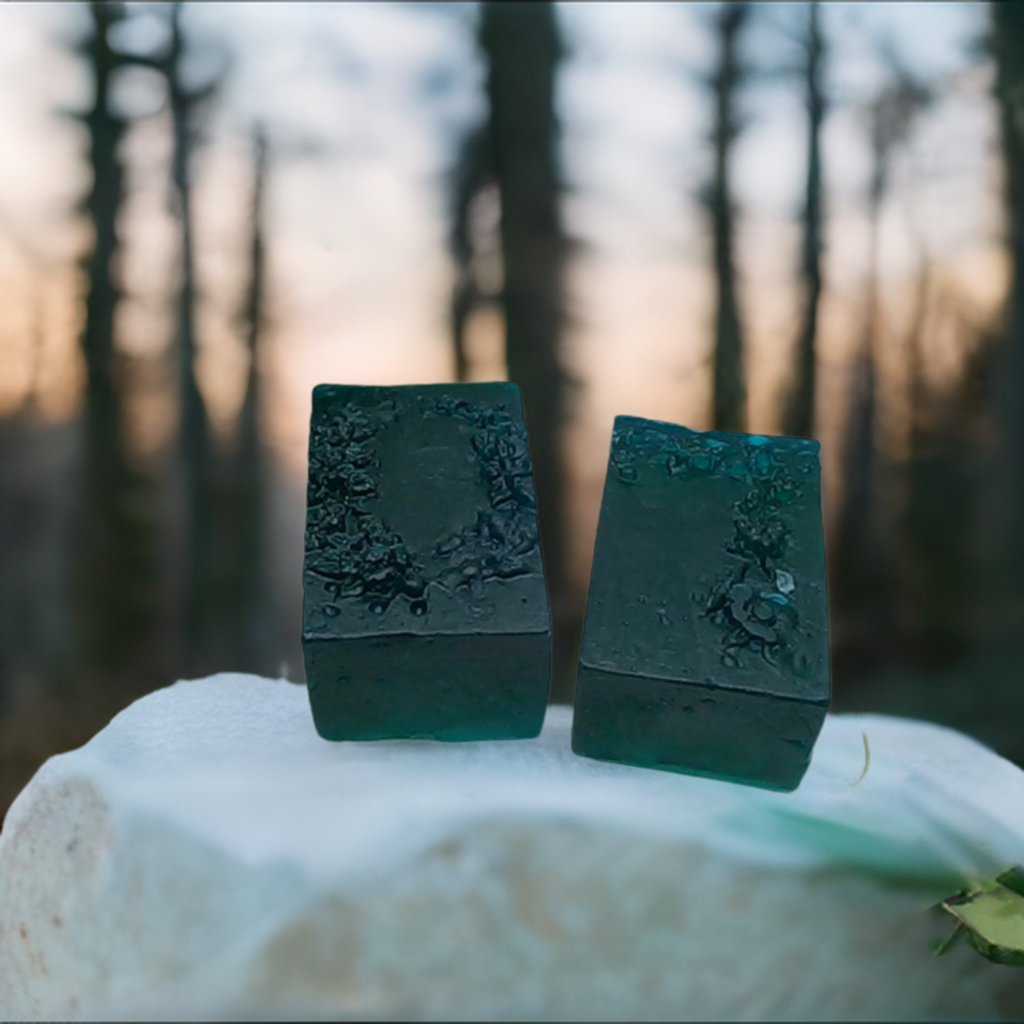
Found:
302,382 -> 551,741
572,416 -> 831,791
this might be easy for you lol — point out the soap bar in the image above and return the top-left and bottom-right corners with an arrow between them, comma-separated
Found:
302,382 -> 551,741
572,416 -> 831,791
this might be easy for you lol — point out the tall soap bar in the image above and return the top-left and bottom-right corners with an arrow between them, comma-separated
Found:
572,416 -> 831,791
302,382 -> 551,741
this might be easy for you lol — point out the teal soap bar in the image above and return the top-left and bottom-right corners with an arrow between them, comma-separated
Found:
302,382 -> 551,741
572,416 -> 831,791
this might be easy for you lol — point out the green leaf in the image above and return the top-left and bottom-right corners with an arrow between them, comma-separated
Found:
997,866 -> 1024,898
940,876 -> 1024,968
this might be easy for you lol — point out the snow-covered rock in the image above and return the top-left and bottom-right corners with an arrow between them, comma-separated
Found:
1,673 -> 1023,1021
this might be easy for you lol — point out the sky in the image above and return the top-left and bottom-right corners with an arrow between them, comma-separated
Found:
0,1 -> 1003,590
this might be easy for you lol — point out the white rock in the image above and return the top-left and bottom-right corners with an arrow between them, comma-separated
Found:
1,673 -> 1023,1021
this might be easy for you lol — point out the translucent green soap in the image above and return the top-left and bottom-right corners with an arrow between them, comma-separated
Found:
572,416 -> 832,791
302,383 -> 551,742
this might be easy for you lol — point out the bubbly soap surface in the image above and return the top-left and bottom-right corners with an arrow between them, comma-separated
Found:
302,382 -> 551,742
572,416 -> 832,791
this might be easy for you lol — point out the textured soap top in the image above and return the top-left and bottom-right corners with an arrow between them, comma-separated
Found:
302,382 -> 549,640
580,416 -> 830,703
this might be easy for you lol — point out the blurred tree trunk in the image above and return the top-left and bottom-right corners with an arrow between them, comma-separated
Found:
0,414 -> 39,711
0,237 -> 58,705
167,1 -> 215,673
225,126 -> 270,672
991,1 -> 1024,610
830,96 -> 888,682
830,59 -> 931,680
706,2 -> 750,434
73,2 -> 157,674
449,124 -> 492,383
902,270 -> 992,668
831,179 -> 881,663
478,2 -> 575,700
782,2 -> 826,440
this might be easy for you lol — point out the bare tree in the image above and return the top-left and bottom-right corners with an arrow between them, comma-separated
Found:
901,266 -> 994,667
0,222 -> 66,713
226,125 -> 270,672
165,1 -> 220,672
72,2 -> 159,673
991,1 -> 1024,605
704,2 -> 751,434
448,123 -> 493,383
471,2 -> 575,699
782,2 -> 827,440
830,45 -> 932,677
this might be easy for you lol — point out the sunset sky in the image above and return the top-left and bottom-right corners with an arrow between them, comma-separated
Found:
0,1 -> 1004,590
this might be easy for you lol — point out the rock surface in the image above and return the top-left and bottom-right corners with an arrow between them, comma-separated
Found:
1,673 -> 1024,1021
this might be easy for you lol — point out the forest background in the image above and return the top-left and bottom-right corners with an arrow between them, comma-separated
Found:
2,1 -> 1023,821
